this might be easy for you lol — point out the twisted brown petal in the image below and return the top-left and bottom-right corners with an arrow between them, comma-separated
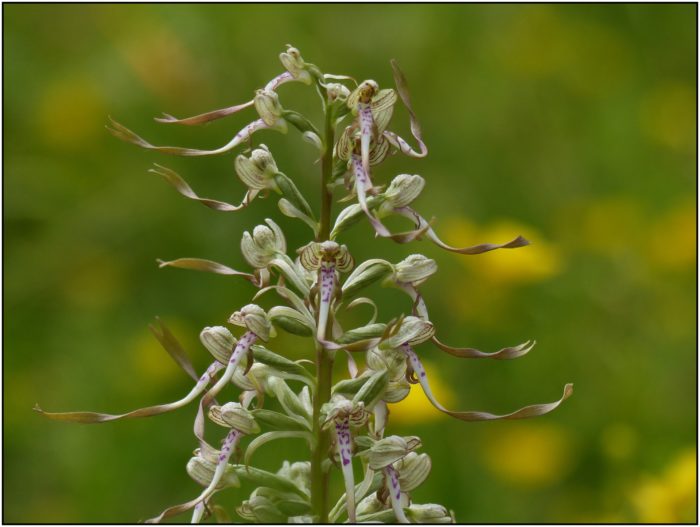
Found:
432,337 -> 536,360
149,164 -> 256,212
107,116 -> 268,156
443,383 -> 574,421
396,207 -> 530,254
404,343 -> 573,422
157,257 -> 257,283
388,60 -> 427,158
154,99 -> 255,126
34,362 -> 223,424
149,317 -> 198,382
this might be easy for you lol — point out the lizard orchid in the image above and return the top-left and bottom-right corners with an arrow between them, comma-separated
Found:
38,46 -> 572,524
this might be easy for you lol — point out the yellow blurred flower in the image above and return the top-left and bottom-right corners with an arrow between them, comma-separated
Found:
648,200 -> 696,271
441,217 -> 563,286
640,81 -> 696,152
630,449 -> 697,523
388,361 -> 455,425
481,423 -> 573,487
579,197 -> 645,255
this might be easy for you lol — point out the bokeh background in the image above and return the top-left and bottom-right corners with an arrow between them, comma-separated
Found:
4,3 -> 697,523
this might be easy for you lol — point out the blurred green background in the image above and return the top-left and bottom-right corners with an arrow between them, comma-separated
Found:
4,3 -> 696,523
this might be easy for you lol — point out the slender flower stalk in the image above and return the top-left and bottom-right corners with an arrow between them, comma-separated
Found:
37,45 -> 572,524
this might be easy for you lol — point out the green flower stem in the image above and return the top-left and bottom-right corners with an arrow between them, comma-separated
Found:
311,95 -> 336,522
319,101 -> 335,242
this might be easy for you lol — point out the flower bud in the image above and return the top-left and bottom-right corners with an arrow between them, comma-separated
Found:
237,494 -> 286,523
268,306 -> 314,337
321,394 -> 369,428
200,326 -> 237,364
231,364 -> 257,391
241,219 -> 286,269
366,346 -> 406,379
228,304 -> 275,342
253,226 -> 279,253
279,46 -> 312,84
186,455 -> 239,489
330,198 -> 385,239
326,82 -> 351,103
381,174 -> 425,212
209,402 -> 260,434
367,435 -> 421,470
288,515 -> 314,523
267,376 -> 311,420
235,145 -> 278,191
254,89 -> 286,130
383,378 -> 411,403
337,323 -> 387,349
394,254 -> 437,286
356,494 -> 385,516
353,369 -> 389,410
395,452 -> 431,491
342,259 -> 394,299
381,316 -> 435,349
406,503 -> 454,524
277,460 -> 312,494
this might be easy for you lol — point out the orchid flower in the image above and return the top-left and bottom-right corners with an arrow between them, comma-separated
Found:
201,304 -> 275,407
321,395 -> 370,522
148,402 -> 260,523
299,241 -> 354,343
366,435 -> 423,524
346,80 -> 397,174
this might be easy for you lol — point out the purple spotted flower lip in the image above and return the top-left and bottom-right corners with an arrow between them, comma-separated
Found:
38,45 -> 572,524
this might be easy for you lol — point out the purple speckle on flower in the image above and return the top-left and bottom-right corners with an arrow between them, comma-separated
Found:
320,266 -> 335,302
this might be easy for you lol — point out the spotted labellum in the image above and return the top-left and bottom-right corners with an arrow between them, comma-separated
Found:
36,46 -> 573,523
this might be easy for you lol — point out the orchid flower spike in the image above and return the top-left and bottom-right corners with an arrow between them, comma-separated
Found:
42,47 -> 573,524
